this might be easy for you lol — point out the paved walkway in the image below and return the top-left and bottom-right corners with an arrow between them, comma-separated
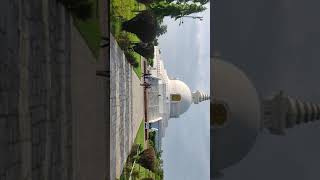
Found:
110,35 -> 145,179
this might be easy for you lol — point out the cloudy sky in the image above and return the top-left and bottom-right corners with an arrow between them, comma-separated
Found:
157,4 -> 210,180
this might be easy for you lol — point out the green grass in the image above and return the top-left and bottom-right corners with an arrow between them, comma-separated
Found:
134,120 -> 145,148
73,0 -> 101,59
111,0 -> 145,78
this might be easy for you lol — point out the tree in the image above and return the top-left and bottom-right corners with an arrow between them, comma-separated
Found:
155,23 -> 167,37
58,0 -> 93,20
133,42 -> 155,59
149,1 -> 206,20
175,0 -> 210,5
122,10 -> 157,42
138,147 -> 157,171
137,0 -> 155,4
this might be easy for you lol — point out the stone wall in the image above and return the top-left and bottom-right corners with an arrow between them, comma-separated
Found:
0,0 -> 101,180
0,0 -> 111,179
110,35 -> 145,179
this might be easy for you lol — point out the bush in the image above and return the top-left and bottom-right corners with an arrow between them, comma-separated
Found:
122,10 -> 157,43
58,0 -> 93,20
131,169 -> 140,179
124,51 -> 140,68
128,144 -> 143,160
132,60 -> 139,68
147,139 -> 154,149
70,1 -> 93,20
141,178 -> 154,180
138,147 -> 156,171
125,51 -> 136,64
136,0 -> 154,4
117,33 -> 132,50
133,42 -> 154,59
147,58 -> 154,67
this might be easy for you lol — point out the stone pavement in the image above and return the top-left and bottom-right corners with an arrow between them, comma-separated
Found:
0,1 -> 110,180
0,1 -> 74,180
110,35 -> 145,179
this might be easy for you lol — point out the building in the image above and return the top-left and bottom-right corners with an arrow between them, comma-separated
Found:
146,47 -> 210,152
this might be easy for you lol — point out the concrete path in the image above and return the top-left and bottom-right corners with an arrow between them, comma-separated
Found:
70,20 -> 109,180
110,35 -> 145,179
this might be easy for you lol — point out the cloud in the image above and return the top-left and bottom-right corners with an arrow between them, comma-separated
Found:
158,7 -> 210,180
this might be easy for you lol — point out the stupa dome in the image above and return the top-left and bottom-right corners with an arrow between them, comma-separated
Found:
168,79 -> 192,118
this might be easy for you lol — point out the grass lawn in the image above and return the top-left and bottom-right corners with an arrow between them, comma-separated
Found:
111,0 -> 145,78
73,0 -> 101,59
134,119 -> 145,149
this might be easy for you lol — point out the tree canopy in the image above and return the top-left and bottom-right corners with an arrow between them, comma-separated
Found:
149,1 -> 206,20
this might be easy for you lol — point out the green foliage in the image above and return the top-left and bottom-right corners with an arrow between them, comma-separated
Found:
133,42 -> 155,59
137,0 -> 155,4
155,23 -> 167,37
175,0 -> 210,5
125,50 -> 140,68
131,169 -> 140,179
138,147 -> 157,171
129,144 -> 143,161
122,10 -> 157,43
148,131 -> 156,148
117,34 -> 131,50
147,139 -> 154,148
141,178 -> 154,180
59,0 -> 100,58
147,58 -> 154,66
58,0 -> 93,20
111,0 -> 145,77
149,1 -> 206,20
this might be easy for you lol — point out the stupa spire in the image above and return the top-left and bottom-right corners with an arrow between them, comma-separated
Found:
192,90 -> 210,104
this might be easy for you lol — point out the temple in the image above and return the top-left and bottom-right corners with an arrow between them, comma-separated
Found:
146,47 -> 210,151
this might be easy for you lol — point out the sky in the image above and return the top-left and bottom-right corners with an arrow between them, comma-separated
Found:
157,4 -> 210,180
213,0 -> 320,179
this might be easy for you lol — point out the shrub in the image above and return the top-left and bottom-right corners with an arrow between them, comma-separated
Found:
133,42 -> 154,59
136,0 -> 154,4
70,1 -> 93,20
141,178 -> 154,180
124,51 -> 140,68
147,139 -> 154,149
58,0 -> 93,20
117,33 -> 132,50
128,144 -> 142,160
132,60 -> 139,68
125,51 -> 136,64
122,10 -> 157,43
147,58 -> 154,66
138,147 -> 156,171
131,169 -> 140,179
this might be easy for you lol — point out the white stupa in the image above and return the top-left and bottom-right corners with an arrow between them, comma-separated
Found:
146,47 -> 209,151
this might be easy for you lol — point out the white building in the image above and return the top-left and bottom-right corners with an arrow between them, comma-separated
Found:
146,47 -> 210,151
